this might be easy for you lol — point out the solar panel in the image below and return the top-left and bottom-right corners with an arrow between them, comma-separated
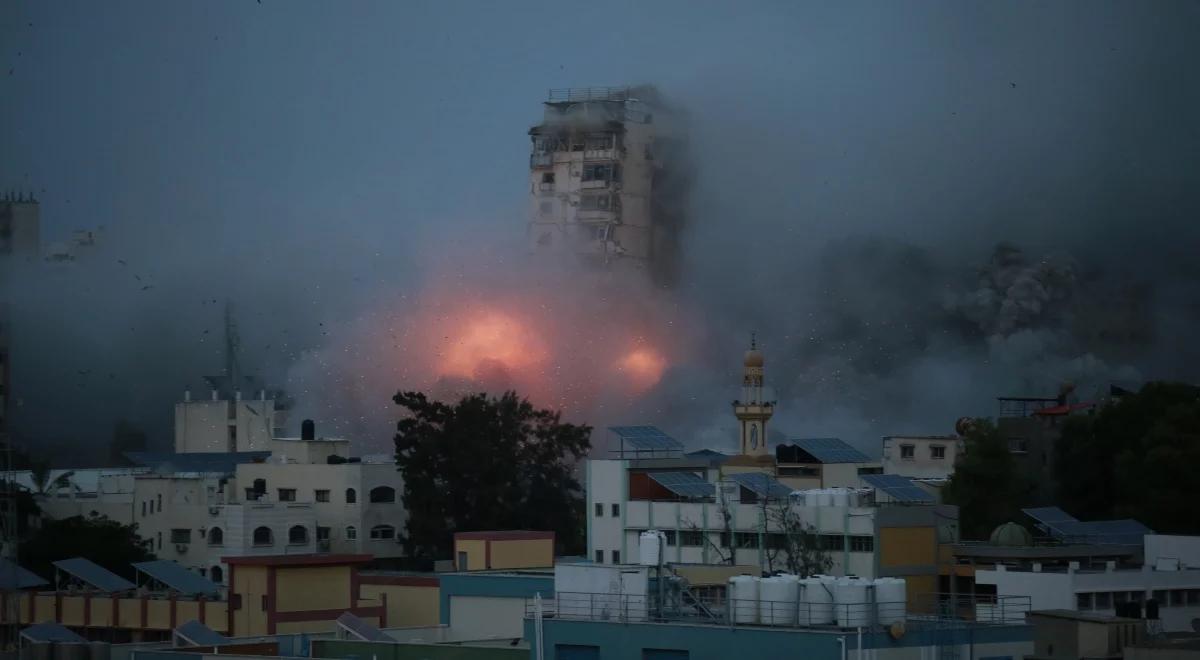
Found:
861,474 -> 935,503
727,472 -> 793,499
21,623 -> 88,644
0,558 -> 48,590
53,558 -> 135,593
336,612 -> 394,642
792,438 -> 871,464
174,620 -> 230,647
1022,507 -> 1078,526
134,560 -> 222,596
608,426 -> 683,451
648,472 -> 716,499
1055,519 -> 1151,545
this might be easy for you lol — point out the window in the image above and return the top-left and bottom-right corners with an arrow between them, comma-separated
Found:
141,501 -> 147,517
584,223 -> 609,241
369,486 -> 396,503
595,550 -> 604,563
734,533 -> 758,549
156,532 -> 162,550
662,530 -> 677,546
1077,592 -> 1092,610
207,527 -> 224,546
245,488 -> 259,501
582,163 -> 616,182
541,172 -> 555,184
288,525 -> 308,545
317,526 -> 330,541
680,531 -> 703,547
345,526 -> 357,540
850,536 -> 874,552
612,550 -> 621,564
210,566 -> 223,584
767,533 -> 788,550
278,488 -> 296,502
1008,437 -> 1029,453
1186,589 -> 1200,606
315,489 -> 330,502
595,503 -> 604,517
252,526 -> 273,546
900,444 -> 915,460
719,532 -> 732,548
857,466 -> 883,475
369,525 -> 396,540
580,194 -> 611,211
157,494 -> 162,511
611,503 -> 620,517
170,529 -> 192,544
1170,590 -> 1186,607
1095,591 -> 1112,609
1152,590 -> 1167,606
345,488 -> 357,504
820,535 -> 845,551
779,466 -> 819,476
585,135 -> 613,151
930,445 -> 946,460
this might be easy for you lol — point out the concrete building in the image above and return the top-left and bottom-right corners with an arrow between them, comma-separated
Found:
527,85 -> 689,285
882,435 -> 961,480
1026,610 -> 1145,660
453,531 -> 555,571
174,390 -> 281,454
995,386 -> 1095,505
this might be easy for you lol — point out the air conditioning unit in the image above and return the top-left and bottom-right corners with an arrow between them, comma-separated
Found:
175,544 -> 188,554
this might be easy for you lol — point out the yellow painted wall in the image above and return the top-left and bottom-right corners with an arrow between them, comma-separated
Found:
455,539 -> 487,570
490,539 -> 553,569
19,596 -> 30,622
176,600 -> 200,623
205,601 -> 229,631
35,595 -> 55,620
902,575 -> 937,613
118,599 -> 141,628
673,564 -> 761,587
89,598 -> 114,627
359,584 -> 440,627
146,599 -> 171,630
61,597 -> 85,626
879,527 -> 937,567
231,565 -> 268,636
276,566 -> 350,612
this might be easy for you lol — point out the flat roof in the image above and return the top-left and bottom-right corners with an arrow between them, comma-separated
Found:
454,530 -> 554,541
1028,609 -> 1140,624
222,553 -> 372,567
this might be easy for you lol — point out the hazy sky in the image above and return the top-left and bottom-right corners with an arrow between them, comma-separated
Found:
3,1 -> 1199,461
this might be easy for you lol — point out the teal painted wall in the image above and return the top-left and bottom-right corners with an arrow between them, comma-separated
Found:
312,639 -> 526,660
438,574 -> 554,625
523,619 -> 1033,660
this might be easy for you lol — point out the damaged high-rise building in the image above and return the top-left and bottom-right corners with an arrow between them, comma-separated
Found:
527,86 -> 690,287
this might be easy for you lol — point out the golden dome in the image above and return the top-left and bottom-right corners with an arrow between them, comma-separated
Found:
744,348 -> 764,368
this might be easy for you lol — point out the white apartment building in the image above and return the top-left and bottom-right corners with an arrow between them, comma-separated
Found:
174,389 -> 282,453
527,85 -> 688,285
882,435 -> 961,480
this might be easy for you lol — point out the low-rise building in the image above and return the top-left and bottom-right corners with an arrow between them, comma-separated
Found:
882,435 -> 960,480
1027,610 -> 1145,660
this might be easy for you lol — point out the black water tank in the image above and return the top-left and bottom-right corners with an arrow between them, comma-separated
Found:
301,419 -> 315,440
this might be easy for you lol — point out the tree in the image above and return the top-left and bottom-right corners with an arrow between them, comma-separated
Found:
943,419 -> 1032,540
767,501 -> 833,576
109,419 -> 148,466
393,390 -> 591,562
682,502 -> 735,565
20,513 -> 153,580
29,461 -> 74,496
1056,382 -> 1200,533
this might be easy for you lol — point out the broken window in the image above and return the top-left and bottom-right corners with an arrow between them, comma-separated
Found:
541,172 -> 555,184
580,194 -> 610,211
582,164 -> 615,182
585,134 -> 614,151
583,224 -> 608,241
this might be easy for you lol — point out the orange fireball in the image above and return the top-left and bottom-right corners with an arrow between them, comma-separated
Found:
617,345 -> 668,392
440,308 -> 549,380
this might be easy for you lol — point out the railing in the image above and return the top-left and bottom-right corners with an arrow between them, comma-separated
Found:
526,592 -> 1031,630
548,87 -> 632,103
530,152 -> 554,168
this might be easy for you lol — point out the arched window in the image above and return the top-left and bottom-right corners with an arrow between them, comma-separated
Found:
345,526 -> 357,540
288,525 -> 308,545
210,565 -> 223,583
252,526 -> 273,546
345,488 -> 357,504
369,486 -> 396,503
207,527 -> 224,546
369,525 -> 395,540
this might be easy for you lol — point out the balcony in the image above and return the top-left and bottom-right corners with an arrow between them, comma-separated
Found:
530,152 -> 554,168
537,182 -> 556,196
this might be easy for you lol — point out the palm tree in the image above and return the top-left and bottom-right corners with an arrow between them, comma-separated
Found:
29,461 -> 75,496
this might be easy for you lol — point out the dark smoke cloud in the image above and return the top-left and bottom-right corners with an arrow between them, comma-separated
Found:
3,1 -> 1200,460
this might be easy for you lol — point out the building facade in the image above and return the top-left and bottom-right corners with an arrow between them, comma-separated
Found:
527,86 -> 688,286
881,435 -> 960,480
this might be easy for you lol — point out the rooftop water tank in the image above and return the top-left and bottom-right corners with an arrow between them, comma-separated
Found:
835,577 -> 870,627
802,576 -> 836,625
760,574 -> 800,625
729,575 -> 760,624
638,530 -> 665,566
874,577 -> 907,626
830,488 -> 851,507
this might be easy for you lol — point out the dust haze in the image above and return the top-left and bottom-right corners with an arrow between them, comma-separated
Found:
2,1 -> 1199,461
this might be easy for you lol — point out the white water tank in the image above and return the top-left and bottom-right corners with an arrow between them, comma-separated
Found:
760,574 -> 800,625
817,489 -> 835,506
830,488 -> 851,507
638,530 -> 665,566
874,577 -> 907,626
835,577 -> 871,627
802,576 -> 836,625
728,575 -> 760,624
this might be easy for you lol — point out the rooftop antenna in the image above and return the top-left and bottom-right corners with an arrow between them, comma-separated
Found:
750,332 -> 757,350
